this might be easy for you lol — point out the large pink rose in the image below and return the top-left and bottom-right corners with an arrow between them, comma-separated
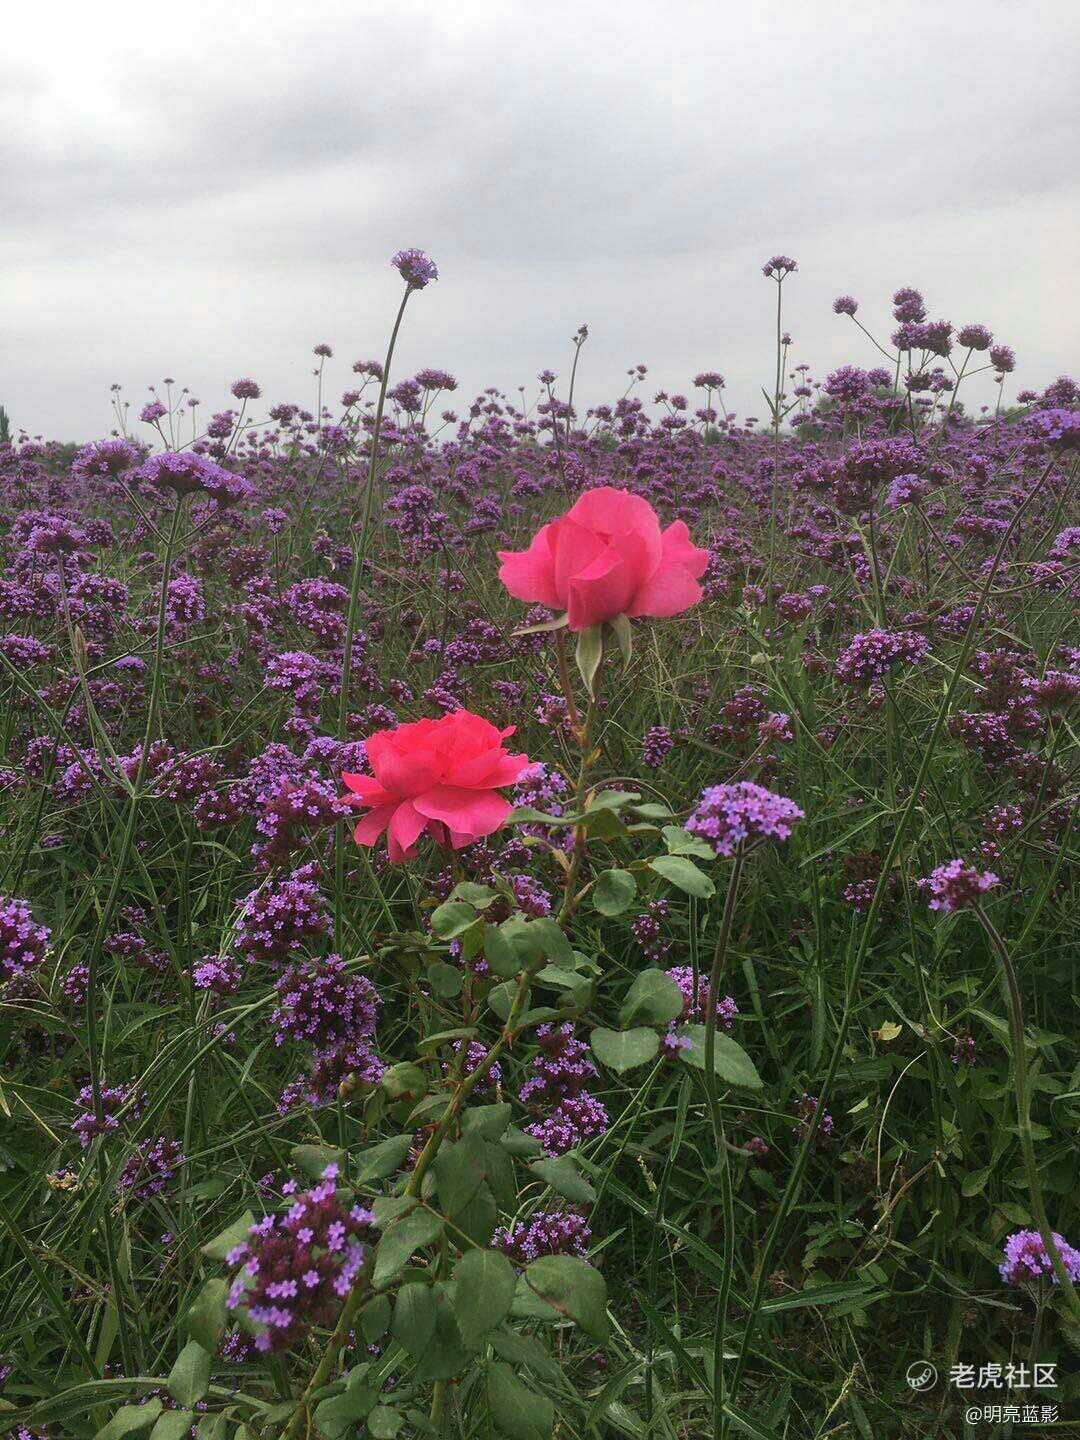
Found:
342,710 -> 530,862
497,486 -> 709,631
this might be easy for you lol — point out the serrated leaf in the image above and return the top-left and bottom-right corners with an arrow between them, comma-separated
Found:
428,960 -> 464,998
167,1340 -> 211,1406
373,1209 -> 444,1289
454,1248 -> 517,1345
430,900 -> 477,938
361,1293 -> 392,1342
290,1142 -> 342,1179
661,824 -> 716,859
392,1281 -> 437,1357
676,1024 -> 762,1089
184,1278 -> 228,1353
200,1211 -> 253,1261
484,925 -> 521,977
487,1360 -> 555,1439
354,1134 -> 413,1183
620,968 -> 685,1027
523,1255 -> 609,1341
461,1102 -> 513,1139
367,1407 -> 404,1439
649,855 -> 715,898
434,1135 -> 487,1216
448,881 -> 497,908
590,1027 -> 660,1074
592,868 -> 637,916
529,1154 -> 597,1204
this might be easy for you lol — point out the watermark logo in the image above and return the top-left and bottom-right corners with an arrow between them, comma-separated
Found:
906,1361 -> 938,1392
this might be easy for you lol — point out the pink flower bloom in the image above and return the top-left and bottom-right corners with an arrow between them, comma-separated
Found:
497,486 -> 709,631
342,710 -> 529,861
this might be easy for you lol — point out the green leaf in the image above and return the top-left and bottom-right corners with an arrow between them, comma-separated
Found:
590,1027 -> 660,1074
512,612 -> 569,636
649,855 -> 715,898
630,802 -> 675,819
662,824 -> 716,859
430,900 -> 478,938
487,1361 -> 555,1439
380,1062 -> 427,1101
608,612 -> 633,671
461,1102 -> 513,1139
183,1277 -> 228,1353
620,968 -> 685,1027
200,1211 -> 253,1261
428,960 -> 464,998
574,624 -> 604,698
529,1154 -> 597,1204
361,1293 -> 392,1342
290,1142 -> 342,1179
449,881 -> 497,908
355,1134 -> 413,1183
489,1328 -> 563,1383
484,925 -> 521,977
529,917 -> 574,967
592,868 -> 637,916
149,1413 -> 194,1440
167,1340 -> 211,1406
373,1209 -> 444,1289
194,1416 -> 228,1440
392,1281 -> 437,1357
94,1402 -> 164,1440
367,1407 -> 404,1439
676,1024 -> 762,1089
454,1248 -> 517,1345
415,1290 -> 471,1380
523,1255 -> 609,1341
434,1135 -> 487,1216
962,1166 -> 991,1197
313,1384 -> 378,1438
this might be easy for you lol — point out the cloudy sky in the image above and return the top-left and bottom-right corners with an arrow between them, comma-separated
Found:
3,0 -> 1078,441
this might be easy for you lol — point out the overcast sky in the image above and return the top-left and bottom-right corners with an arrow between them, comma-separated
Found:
3,0 -> 1078,442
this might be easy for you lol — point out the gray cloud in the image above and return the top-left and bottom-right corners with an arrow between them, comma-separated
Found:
2,0 -> 1078,440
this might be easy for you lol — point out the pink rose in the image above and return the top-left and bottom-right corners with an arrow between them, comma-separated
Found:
342,710 -> 530,861
497,486 -> 709,631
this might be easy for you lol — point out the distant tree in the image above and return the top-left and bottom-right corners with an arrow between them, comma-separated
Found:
0,406 -> 10,444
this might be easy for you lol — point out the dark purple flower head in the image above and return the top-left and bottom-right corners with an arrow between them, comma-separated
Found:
226,1167 -> 376,1353
762,255 -> 798,279
1,896 -> 50,985
391,248 -> 438,289
989,344 -> 1015,373
1000,1229 -> 1080,1286
231,378 -> 262,400
918,859 -> 999,912
957,323 -> 993,351
832,295 -> 859,315
685,782 -> 803,857
835,629 -> 930,686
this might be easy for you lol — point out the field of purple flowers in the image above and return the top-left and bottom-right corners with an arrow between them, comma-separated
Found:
1,252 -> 1078,1440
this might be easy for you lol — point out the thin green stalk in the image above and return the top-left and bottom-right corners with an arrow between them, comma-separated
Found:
334,283 -> 413,935
728,457 -> 1053,1406
702,850 -> 746,1440
79,495 -> 187,1375
974,904 -> 1080,1317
